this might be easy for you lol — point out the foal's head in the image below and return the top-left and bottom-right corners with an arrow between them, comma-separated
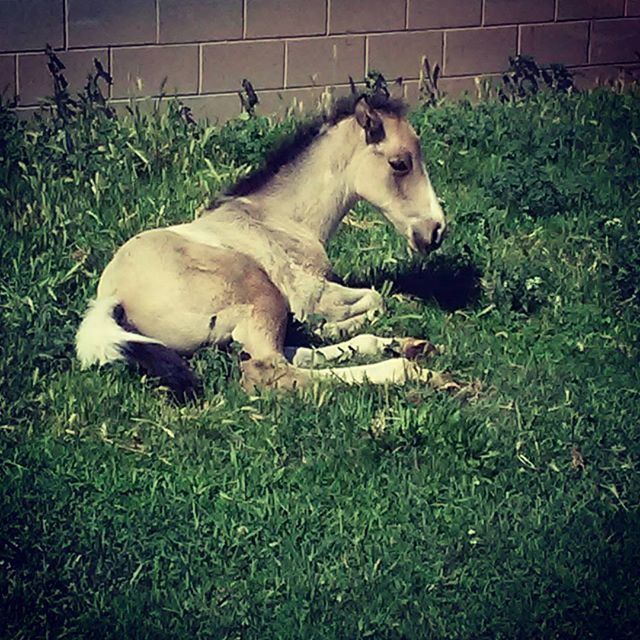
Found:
349,96 -> 446,253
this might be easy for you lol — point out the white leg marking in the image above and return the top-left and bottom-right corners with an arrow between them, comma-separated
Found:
300,358 -> 427,385
284,334 -> 394,367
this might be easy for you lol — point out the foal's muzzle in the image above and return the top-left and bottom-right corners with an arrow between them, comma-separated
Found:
411,219 -> 445,253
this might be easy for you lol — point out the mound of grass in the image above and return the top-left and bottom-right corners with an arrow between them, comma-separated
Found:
1,85 -> 639,639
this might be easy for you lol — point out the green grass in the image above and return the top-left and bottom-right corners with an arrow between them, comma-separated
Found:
1,89 -> 639,639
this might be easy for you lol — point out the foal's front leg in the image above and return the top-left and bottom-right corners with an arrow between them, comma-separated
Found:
313,281 -> 385,336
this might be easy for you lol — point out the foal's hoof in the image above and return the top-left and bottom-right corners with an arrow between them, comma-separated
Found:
397,338 -> 439,360
420,369 -> 460,391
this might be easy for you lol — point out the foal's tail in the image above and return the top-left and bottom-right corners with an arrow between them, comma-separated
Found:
75,296 -> 201,402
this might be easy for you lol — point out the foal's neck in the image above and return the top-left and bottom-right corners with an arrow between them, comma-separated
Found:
254,118 -> 359,245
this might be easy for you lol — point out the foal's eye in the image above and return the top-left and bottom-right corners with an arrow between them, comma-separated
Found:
388,158 -> 411,175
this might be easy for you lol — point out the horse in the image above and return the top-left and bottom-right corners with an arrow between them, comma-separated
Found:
76,93 -> 448,401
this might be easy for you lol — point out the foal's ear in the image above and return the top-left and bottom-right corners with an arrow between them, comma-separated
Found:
354,96 -> 385,144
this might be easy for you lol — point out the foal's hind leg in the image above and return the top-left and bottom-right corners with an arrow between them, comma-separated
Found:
284,334 -> 436,367
245,332 -> 448,392
281,335 -> 449,389
298,358 -> 453,388
243,352 -> 452,391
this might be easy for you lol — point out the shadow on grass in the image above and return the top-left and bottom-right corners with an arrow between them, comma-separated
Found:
384,254 -> 482,311
359,252 -> 483,312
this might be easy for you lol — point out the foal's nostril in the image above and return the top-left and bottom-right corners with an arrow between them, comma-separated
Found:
412,219 -> 444,253
431,222 -> 442,247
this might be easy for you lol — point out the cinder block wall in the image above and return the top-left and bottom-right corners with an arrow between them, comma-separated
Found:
1,0 -> 639,121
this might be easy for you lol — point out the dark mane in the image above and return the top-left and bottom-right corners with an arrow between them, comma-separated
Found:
224,93 -> 408,199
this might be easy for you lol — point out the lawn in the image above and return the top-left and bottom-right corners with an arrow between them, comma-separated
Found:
1,79 -> 639,638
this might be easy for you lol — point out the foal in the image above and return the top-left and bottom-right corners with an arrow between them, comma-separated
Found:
76,94 -> 447,400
